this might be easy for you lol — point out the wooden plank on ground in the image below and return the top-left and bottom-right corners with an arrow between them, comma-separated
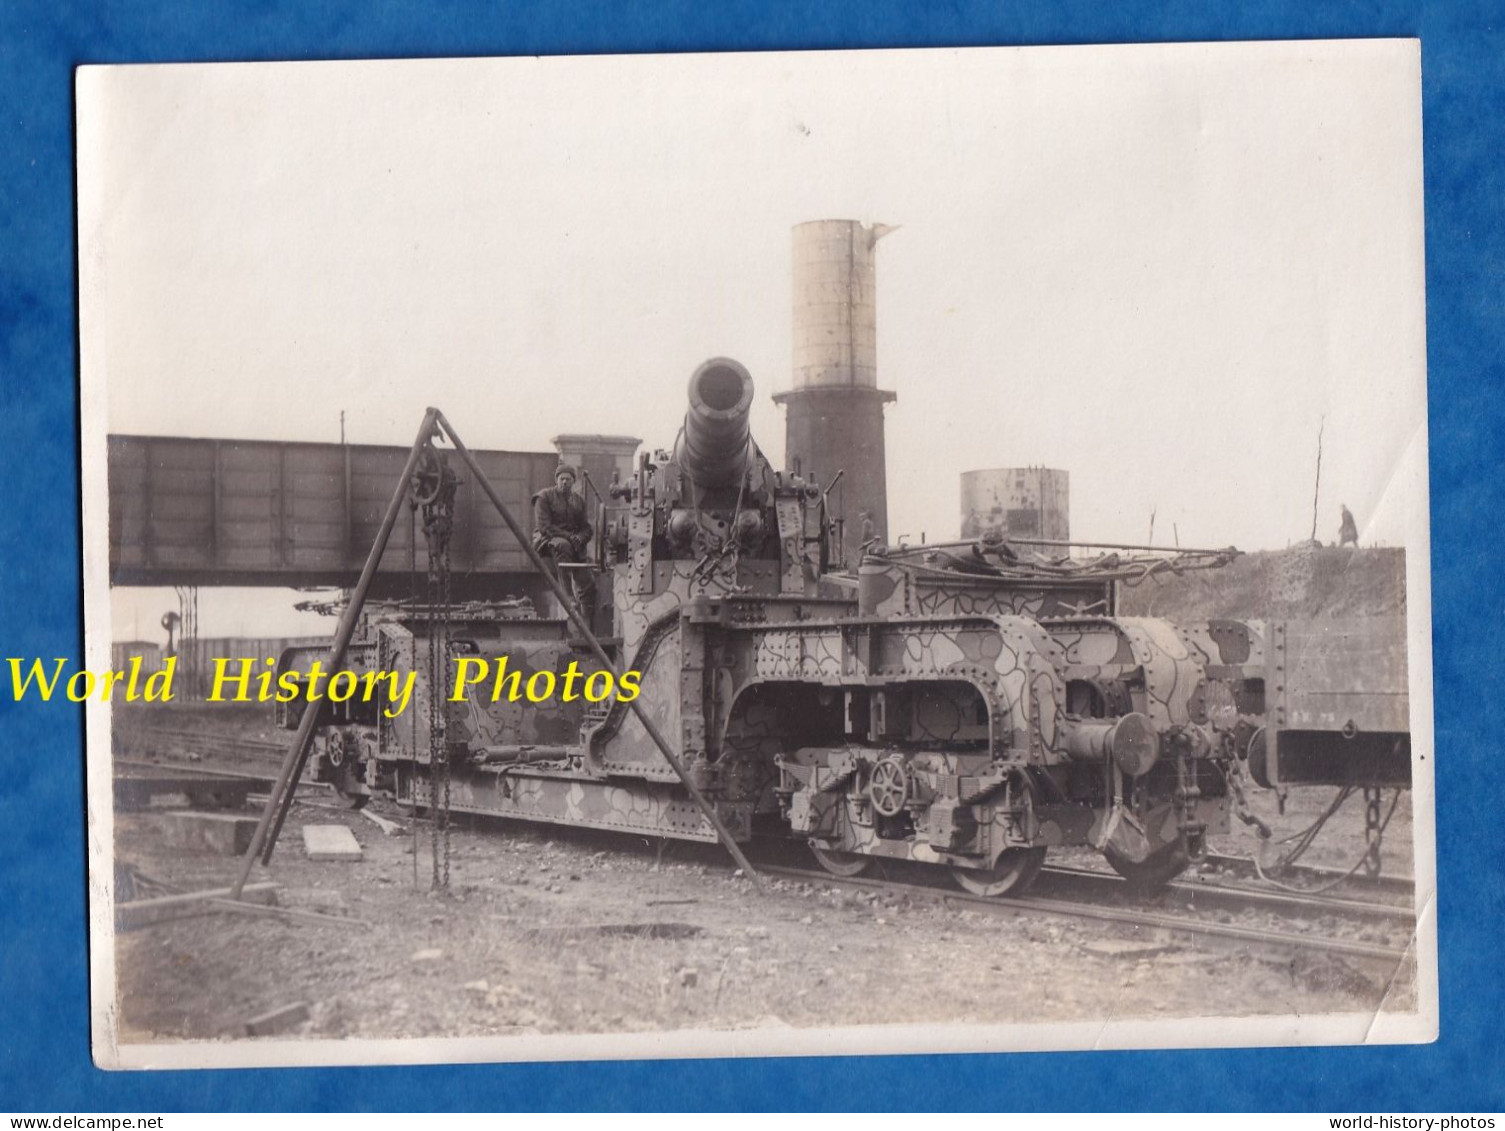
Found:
207,899 -> 364,927
302,824 -> 363,861
360,809 -> 402,836
115,882 -> 279,930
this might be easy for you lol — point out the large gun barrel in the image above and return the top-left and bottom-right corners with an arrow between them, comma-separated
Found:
674,357 -> 756,490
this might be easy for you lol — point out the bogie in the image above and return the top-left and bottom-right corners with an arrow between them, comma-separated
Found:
951,847 -> 1048,898
809,843 -> 873,878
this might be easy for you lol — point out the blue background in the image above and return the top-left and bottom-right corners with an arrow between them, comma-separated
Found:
2,0 -> 1501,1113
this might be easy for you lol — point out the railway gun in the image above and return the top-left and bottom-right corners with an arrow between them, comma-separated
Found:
274,357 -> 1411,897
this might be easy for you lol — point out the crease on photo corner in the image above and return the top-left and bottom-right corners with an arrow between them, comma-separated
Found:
1360,898 -> 1436,1046
1359,420 -> 1427,548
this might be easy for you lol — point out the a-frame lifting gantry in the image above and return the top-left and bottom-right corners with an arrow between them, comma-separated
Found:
229,408 -> 762,901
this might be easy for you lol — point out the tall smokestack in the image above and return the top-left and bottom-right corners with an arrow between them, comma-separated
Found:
774,219 -> 896,564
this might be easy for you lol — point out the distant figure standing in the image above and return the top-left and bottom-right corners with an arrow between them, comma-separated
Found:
1338,504 -> 1359,548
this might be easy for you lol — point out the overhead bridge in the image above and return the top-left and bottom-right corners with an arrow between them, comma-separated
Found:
107,434 -> 566,598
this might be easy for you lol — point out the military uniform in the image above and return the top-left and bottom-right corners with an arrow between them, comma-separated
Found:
532,485 -> 593,562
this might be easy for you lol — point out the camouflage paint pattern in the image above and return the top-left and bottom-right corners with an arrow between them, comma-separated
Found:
398,761 -> 746,842
719,612 -> 1179,763
279,369 -> 1325,882
612,558 -> 780,651
857,558 -> 1112,620
588,624 -> 683,780
1042,616 -> 1210,733
291,591 -> 1254,870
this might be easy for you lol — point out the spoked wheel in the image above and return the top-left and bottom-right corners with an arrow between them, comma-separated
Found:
410,445 -> 446,504
950,846 -> 1047,898
322,733 -> 369,809
1104,841 -> 1190,891
868,758 -> 910,817
810,842 -> 873,878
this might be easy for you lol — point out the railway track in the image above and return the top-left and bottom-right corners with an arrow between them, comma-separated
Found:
115,726 -> 285,764
1039,861 -> 1414,922
758,862 -> 1415,966
114,757 -> 283,788
114,729 -> 293,787
1197,851 -> 1416,896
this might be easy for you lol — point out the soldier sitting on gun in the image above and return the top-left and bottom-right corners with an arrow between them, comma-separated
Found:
532,464 -> 595,607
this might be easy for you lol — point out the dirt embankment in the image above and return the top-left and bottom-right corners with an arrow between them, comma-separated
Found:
1115,545 -> 1406,622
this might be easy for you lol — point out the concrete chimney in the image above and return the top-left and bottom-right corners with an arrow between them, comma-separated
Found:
774,219 -> 896,564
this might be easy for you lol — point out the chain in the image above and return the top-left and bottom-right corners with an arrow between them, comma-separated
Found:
417,448 -> 457,891
1363,786 -> 1384,878
425,540 -> 447,889
1222,754 -> 1273,841
1172,737 -> 1206,861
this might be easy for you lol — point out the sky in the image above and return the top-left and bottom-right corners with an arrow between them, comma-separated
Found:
78,42 -> 1428,640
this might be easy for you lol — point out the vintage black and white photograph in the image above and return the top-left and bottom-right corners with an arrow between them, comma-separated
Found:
77,41 -> 1435,1069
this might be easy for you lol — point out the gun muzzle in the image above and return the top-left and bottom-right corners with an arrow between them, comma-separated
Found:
676,358 -> 756,489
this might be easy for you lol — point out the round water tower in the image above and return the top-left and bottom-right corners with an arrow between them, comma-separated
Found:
961,467 -> 1070,543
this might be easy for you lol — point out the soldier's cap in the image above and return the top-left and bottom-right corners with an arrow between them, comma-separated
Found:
554,464 -> 579,481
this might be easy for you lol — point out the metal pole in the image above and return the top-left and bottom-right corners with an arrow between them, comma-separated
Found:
578,468 -> 608,572
578,466 -> 605,509
230,409 -> 440,898
1007,537 -> 1235,556
1310,415 -> 1325,544
433,410 -> 765,891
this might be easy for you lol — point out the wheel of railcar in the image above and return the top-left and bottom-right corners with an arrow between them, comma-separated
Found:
810,842 -> 873,878
1104,841 -> 1190,891
950,847 -> 1047,898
